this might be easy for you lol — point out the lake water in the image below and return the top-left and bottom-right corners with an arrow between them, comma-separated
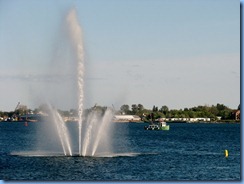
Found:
0,122 -> 240,181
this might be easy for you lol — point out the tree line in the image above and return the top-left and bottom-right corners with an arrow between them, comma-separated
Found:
0,103 -> 239,122
119,103 -> 240,121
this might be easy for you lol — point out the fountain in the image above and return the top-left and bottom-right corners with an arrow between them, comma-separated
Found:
28,9 -> 115,157
46,8 -> 114,157
9,8 -> 136,159
64,9 -> 116,156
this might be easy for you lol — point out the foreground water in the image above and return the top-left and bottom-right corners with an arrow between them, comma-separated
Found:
0,122 -> 240,180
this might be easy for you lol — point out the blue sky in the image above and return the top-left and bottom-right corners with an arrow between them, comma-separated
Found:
0,0 -> 240,111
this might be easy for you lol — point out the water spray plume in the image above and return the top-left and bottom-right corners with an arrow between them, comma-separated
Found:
66,8 -> 85,155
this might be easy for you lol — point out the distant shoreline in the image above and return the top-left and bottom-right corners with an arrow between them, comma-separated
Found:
114,120 -> 240,124
186,121 -> 240,124
0,120 -> 240,124
167,121 -> 240,124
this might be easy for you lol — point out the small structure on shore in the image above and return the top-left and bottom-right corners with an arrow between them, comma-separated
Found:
113,115 -> 141,122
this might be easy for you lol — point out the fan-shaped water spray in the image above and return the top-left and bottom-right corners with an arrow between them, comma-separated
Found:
45,104 -> 72,156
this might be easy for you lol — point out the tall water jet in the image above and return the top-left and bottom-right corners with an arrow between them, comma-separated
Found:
66,9 -> 85,156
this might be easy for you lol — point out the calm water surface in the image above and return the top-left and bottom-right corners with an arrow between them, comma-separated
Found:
0,122 -> 240,180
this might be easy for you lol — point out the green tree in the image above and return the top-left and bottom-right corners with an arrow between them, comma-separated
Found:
184,108 -> 189,111
120,104 -> 130,114
209,105 -> 218,116
216,103 -> 226,111
137,104 -> 144,112
131,104 -> 138,114
220,110 -> 231,120
152,105 -> 158,112
160,105 -> 168,113
188,111 -> 196,118
155,111 -> 165,118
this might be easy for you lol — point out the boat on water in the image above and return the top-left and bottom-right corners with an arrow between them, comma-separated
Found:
144,121 -> 170,131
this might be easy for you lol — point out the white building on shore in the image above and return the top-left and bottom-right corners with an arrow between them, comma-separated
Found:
162,117 -> 211,122
113,115 -> 141,122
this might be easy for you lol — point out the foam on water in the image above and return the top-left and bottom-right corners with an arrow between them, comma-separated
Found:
92,152 -> 158,158
10,151 -> 155,158
10,151 -> 66,157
